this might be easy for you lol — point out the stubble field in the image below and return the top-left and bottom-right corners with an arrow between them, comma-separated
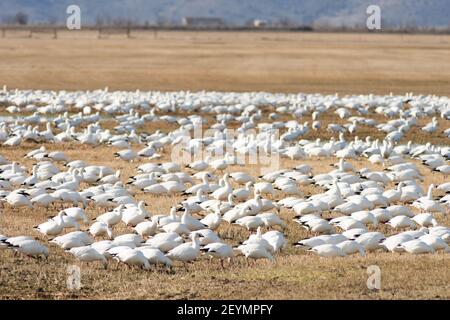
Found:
0,30 -> 449,299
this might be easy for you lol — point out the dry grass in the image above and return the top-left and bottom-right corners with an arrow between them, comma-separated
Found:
1,31 -> 450,95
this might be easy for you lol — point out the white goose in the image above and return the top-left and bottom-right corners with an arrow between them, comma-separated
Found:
145,232 -> 183,252
61,207 -> 89,224
69,246 -> 108,268
308,244 -> 346,257
211,173 -> 233,200
201,242 -> 234,267
122,201 -> 148,226
89,221 -> 113,239
35,215 -> 65,236
134,219 -> 157,238
200,206 -> 222,230
165,233 -> 201,267
138,247 -> 173,267
115,249 -> 150,270
412,184 -> 445,214
236,243 -> 274,262
395,239 -> 435,254
9,239 -> 49,258
336,240 -> 366,256
96,205 -> 124,226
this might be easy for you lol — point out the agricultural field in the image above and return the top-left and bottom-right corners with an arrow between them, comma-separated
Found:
0,31 -> 449,300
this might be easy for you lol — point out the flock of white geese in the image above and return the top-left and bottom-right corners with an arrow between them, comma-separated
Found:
1,88 -> 450,271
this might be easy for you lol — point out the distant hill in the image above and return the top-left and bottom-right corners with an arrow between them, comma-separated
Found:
1,0 -> 449,29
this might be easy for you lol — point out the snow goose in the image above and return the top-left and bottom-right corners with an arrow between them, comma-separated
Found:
9,239 -> 49,259
89,221 -> 113,239
258,212 -> 287,229
419,234 -> 450,252
207,156 -> 229,172
143,183 -> 168,195
52,212 -> 81,231
386,205 -> 414,218
165,233 -> 201,267
156,207 -> 180,227
46,151 -> 68,162
96,205 -> 124,226
145,232 -> 183,252
5,192 -> 32,208
243,227 -> 275,254
222,206 -> 250,223
122,201 -> 148,226
90,240 -> 115,258
380,233 -> 414,252
236,243 -> 274,262
234,215 -> 265,230
211,173 -> 233,200
254,182 -> 275,197
295,234 -> 347,249
412,184 -> 445,214
69,246 -> 108,268
412,213 -> 438,227
98,170 -> 121,184
262,230 -> 287,252
331,158 -> 355,172
128,173 -> 158,190
35,215 -> 65,236
138,247 -> 173,267
386,215 -> 417,230
336,240 -> 366,256
355,232 -> 385,251
395,239 -> 435,254
383,182 -> 403,203
308,244 -> 346,257
428,227 -> 450,243
333,217 -> 368,231
51,231 -> 94,249
61,207 -> 89,224
115,249 -> 150,270
114,149 -> 138,162
134,219 -> 157,238
333,201 -> 365,215
180,207 -> 207,231
183,172 -> 213,194
201,242 -> 234,267
31,193 -> 56,207
160,162 -> 181,173
113,234 -> 142,247
293,201 -> 320,216
185,159 -> 209,172
230,172 -> 254,184
190,229 -> 222,245
351,210 -> 378,227
300,218 -> 334,234
200,206 -> 222,230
